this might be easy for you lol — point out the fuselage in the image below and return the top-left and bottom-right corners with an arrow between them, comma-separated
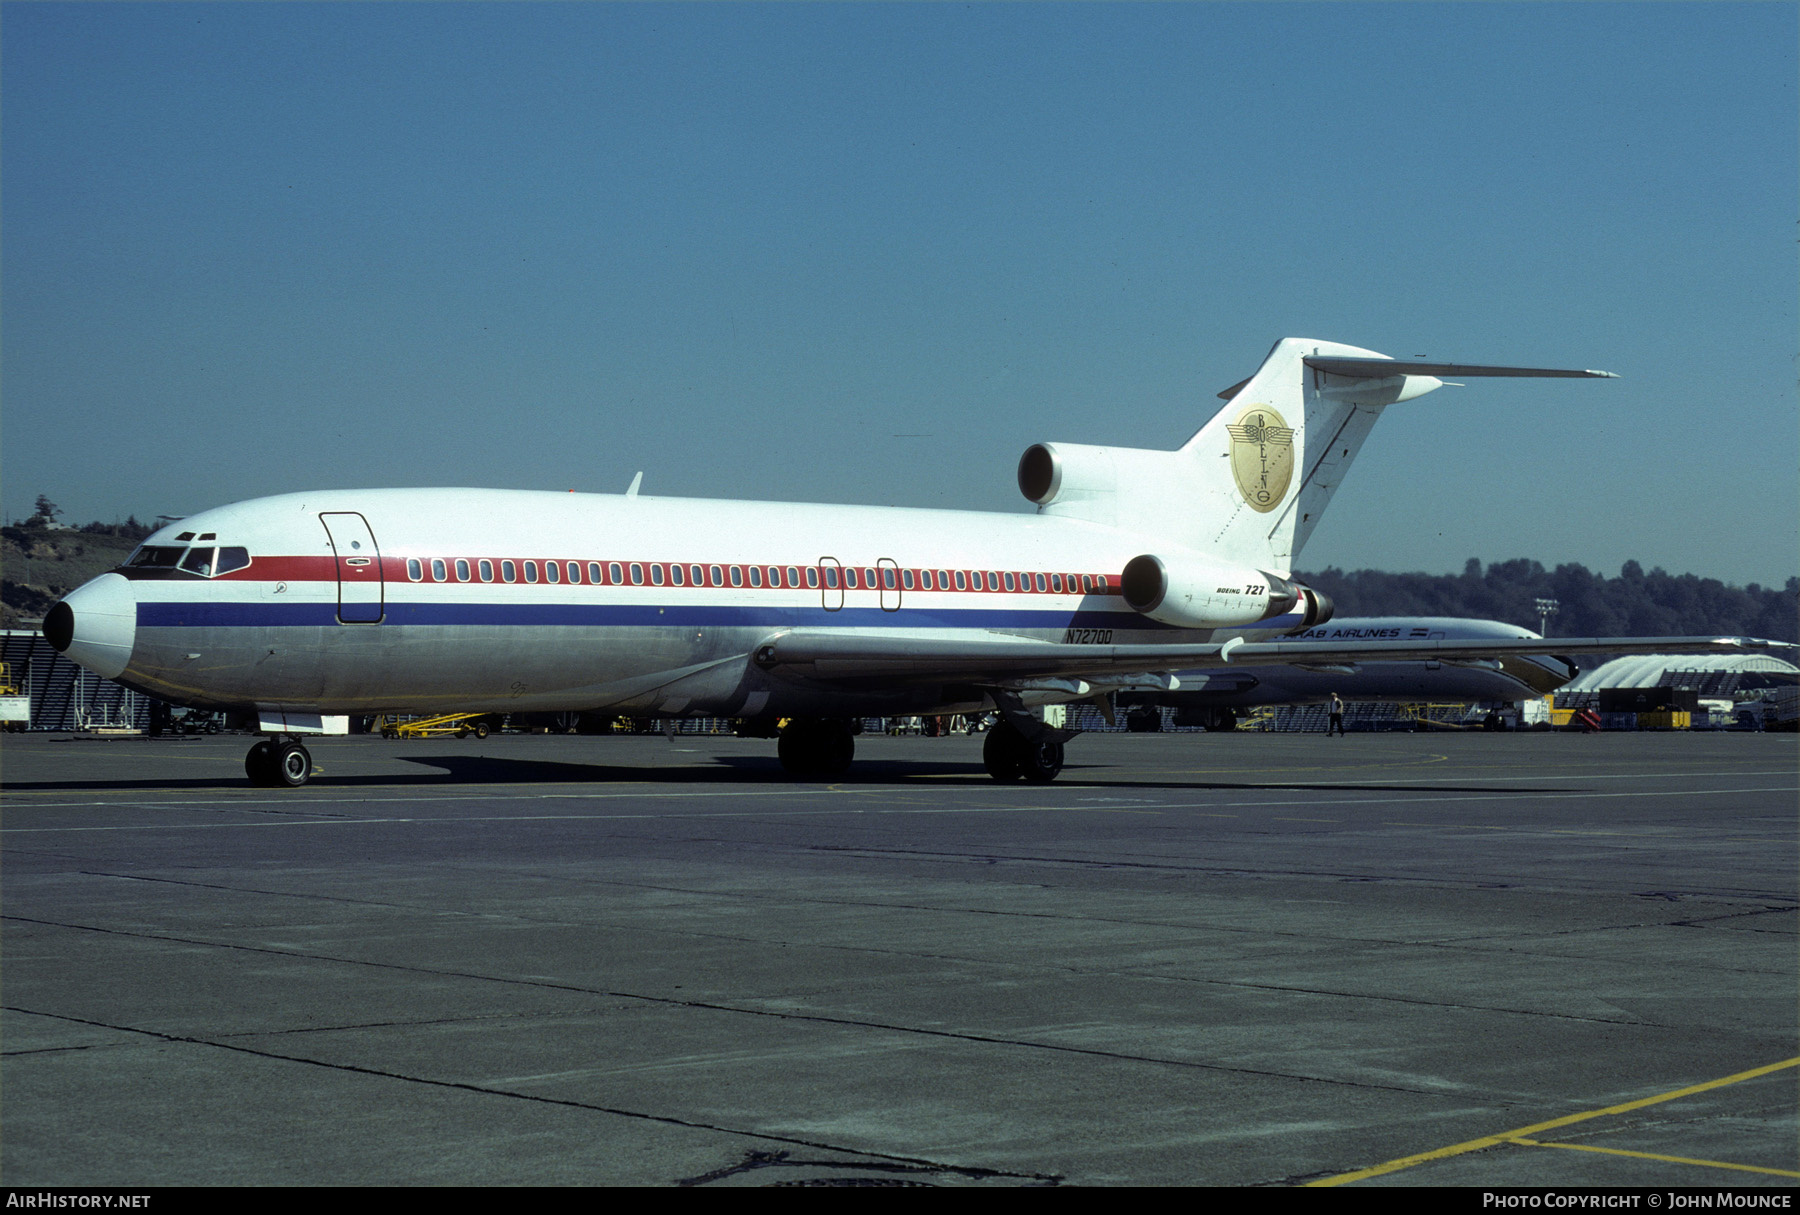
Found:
52,487 -> 1319,720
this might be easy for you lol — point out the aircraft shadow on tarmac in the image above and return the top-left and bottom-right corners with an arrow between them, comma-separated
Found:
8,750 -> 1575,794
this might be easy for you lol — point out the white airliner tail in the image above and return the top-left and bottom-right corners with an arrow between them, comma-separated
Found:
1019,338 -> 1616,578
1181,337 -> 1416,575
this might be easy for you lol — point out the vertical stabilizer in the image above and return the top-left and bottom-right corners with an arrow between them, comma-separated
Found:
1180,338 -> 1424,576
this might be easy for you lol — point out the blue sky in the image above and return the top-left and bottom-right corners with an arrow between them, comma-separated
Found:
4,2 -> 1795,587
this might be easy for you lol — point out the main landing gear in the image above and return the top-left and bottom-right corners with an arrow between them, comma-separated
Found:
982,720 -> 1065,783
777,718 -> 856,779
1196,707 -> 1238,732
246,737 -> 313,787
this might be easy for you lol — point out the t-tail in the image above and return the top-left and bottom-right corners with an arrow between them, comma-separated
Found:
1017,337 -> 1617,630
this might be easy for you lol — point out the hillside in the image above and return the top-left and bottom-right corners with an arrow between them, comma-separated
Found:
1,526 -> 145,628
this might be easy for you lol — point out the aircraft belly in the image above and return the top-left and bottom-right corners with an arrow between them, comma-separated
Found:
125,616 -> 1143,718
125,623 -> 767,714
130,626 -> 331,708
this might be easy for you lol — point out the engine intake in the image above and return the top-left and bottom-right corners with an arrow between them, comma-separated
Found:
1017,444 -> 1060,504
1120,554 -> 1174,614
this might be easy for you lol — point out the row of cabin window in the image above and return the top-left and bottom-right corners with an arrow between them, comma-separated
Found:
403,558 -> 1110,596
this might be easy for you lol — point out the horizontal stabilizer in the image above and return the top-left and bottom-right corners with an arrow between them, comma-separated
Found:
1304,356 -> 1619,380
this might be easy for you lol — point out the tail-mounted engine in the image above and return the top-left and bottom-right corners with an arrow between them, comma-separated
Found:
1273,581 -> 1335,632
1120,554 -> 1334,632
1018,442 -> 1188,514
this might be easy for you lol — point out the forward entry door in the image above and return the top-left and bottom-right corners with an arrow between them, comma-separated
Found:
319,512 -> 384,623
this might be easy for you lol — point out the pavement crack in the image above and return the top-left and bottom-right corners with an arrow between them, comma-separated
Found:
0,916 -> 1464,1098
1671,905 -> 1797,929
2,1003 -> 1059,1182
675,1148 -> 1059,1187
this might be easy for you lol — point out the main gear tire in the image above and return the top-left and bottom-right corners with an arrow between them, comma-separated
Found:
245,741 -> 278,786
985,721 -> 1064,783
275,741 -> 312,787
1019,737 -> 1064,784
983,723 -> 1025,782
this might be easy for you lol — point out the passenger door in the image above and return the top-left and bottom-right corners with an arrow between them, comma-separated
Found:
319,512 -> 384,624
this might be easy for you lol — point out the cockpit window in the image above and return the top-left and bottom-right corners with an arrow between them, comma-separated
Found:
129,546 -> 185,568
122,543 -> 248,577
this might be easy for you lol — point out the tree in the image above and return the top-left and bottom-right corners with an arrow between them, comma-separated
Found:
33,495 -> 60,522
1292,559 -> 1796,642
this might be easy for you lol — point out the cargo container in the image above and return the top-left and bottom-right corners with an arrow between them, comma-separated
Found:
1598,687 -> 1699,713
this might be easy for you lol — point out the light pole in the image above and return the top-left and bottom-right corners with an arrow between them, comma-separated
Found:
1534,597 -> 1559,638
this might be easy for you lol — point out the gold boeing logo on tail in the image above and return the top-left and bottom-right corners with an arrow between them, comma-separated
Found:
1227,404 -> 1294,512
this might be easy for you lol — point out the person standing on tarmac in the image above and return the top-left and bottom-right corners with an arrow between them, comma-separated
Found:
1328,692 -> 1345,737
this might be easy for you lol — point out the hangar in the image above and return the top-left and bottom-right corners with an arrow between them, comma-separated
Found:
1558,652 -> 1798,730
1561,652 -> 1799,694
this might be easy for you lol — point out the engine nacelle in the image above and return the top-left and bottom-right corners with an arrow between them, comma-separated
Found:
1018,442 -> 1186,510
1019,443 -> 1081,505
1271,583 -> 1335,633
1121,554 -> 1334,631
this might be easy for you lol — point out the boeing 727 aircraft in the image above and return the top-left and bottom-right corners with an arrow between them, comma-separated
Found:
44,338 -> 1785,786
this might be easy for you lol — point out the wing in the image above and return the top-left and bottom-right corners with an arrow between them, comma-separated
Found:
751,631 -> 1794,686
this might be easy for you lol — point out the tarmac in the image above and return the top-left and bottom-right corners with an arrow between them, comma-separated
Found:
2,728 -> 1795,1187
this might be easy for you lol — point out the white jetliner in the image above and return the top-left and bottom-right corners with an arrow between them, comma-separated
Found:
1122,616 -> 1580,730
45,338 -> 1786,786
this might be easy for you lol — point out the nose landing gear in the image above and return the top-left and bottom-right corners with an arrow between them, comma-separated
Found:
246,738 -> 313,787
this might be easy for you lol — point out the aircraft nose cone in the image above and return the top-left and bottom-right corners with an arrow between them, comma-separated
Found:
44,573 -> 136,680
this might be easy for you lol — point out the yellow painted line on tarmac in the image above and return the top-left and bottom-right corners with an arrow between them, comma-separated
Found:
1506,1137 -> 1800,1179
1307,1055 -> 1800,1186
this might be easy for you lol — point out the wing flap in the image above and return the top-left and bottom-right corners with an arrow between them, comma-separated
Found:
1222,636 -> 1782,666
752,631 -> 1791,684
